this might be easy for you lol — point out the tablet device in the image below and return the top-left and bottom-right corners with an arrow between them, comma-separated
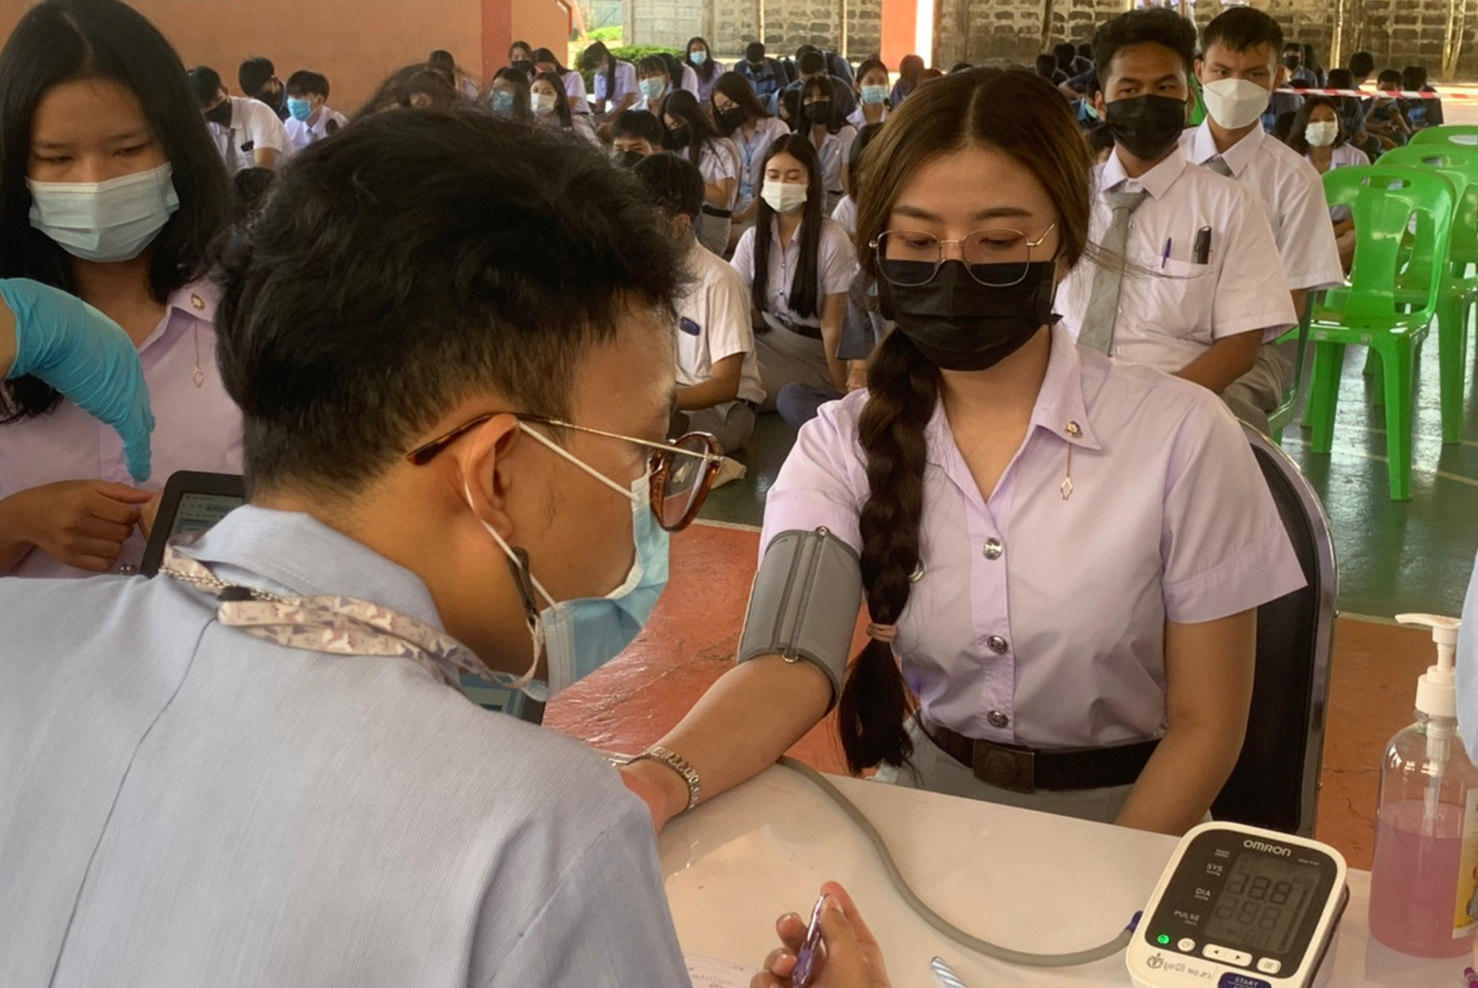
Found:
139,471 -> 246,577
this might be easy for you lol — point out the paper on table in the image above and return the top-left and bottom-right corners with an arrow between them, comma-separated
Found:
686,952 -> 757,987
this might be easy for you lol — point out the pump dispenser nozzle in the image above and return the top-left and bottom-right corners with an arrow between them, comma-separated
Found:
1397,613 -> 1461,719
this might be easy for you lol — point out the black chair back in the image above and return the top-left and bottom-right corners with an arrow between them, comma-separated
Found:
1210,426 -> 1338,836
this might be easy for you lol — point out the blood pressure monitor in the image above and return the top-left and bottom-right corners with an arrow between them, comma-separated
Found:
1127,822 -> 1348,988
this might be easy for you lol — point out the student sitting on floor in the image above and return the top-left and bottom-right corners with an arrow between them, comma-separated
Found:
633,154 -> 765,454
283,70 -> 347,151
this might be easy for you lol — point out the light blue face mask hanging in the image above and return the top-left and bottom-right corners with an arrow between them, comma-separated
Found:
27,162 -> 180,263
464,422 -> 670,702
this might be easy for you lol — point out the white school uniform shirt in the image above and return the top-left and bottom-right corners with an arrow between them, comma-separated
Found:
762,325 -> 1305,746
1309,144 -> 1371,224
1055,146 -> 1297,377
593,61 -> 639,105
733,117 -> 791,213
207,96 -> 292,175
846,104 -> 889,129
283,106 -> 349,151
680,64 -> 700,96
831,194 -> 858,236
560,70 -> 592,114
696,139 -> 742,209
676,239 -> 767,409
1179,121 -> 1344,292
691,61 -> 726,102
730,216 -> 856,328
812,124 -> 858,210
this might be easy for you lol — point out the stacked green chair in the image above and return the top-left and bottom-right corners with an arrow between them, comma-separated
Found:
1374,145 -> 1478,444
1410,125 -> 1478,149
1304,166 -> 1457,501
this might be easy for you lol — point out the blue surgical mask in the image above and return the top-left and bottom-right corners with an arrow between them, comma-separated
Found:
286,97 -> 313,121
491,90 -> 515,114
639,77 -> 667,101
466,423 -> 669,699
861,84 -> 888,105
27,162 -> 180,263
690,50 -> 708,66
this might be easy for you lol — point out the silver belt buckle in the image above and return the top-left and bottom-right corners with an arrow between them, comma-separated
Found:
972,742 -> 1036,794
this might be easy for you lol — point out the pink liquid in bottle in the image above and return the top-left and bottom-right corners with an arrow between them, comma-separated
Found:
1368,799 -> 1475,958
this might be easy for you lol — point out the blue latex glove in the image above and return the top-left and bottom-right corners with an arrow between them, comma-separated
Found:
1,278 -> 154,482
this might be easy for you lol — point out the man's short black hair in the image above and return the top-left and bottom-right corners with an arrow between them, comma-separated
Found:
215,107 -> 681,495
1377,68 -> 1402,86
188,65 -> 223,105
1404,65 -> 1429,89
1053,42 -> 1076,67
239,55 -> 275,95
798,51 -> 826,76
632,152 -> 704,221
1349,51 -> 1375,77
1326,68 -> 1354,90
612,109 -> 664,144
1093,8 -> 1197,80
286,70 -> 329,99
1201,7 -> 1283,59
795,44 -> 819,59
746,42 -> 766,62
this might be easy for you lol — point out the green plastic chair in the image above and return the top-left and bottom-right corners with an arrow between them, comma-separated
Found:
1304,166 -> 1457,500
1267,295 -> 1314,445
1410,125 -> 1478,149
1374,145 -> 1478,444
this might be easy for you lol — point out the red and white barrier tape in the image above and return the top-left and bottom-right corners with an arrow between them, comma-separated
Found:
1274,86 -> 1471,100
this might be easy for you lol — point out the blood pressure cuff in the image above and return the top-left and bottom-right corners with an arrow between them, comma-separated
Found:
737,528 -> 863,709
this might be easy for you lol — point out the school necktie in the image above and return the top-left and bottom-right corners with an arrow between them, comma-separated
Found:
1078,189 -> 1149,354
1206,155 -> 1234,177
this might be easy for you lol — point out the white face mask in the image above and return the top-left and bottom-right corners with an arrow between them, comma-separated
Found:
761,180 -> 808,214
532,92 -> 559,116
1305,121 -> 1339,148
1201,77 -> 1272,131
27,162 -> 180,263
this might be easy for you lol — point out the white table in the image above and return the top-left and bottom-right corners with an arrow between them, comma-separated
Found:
660,766 -> 1464,987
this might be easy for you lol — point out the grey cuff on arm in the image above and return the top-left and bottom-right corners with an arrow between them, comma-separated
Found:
737,527 -> 864,710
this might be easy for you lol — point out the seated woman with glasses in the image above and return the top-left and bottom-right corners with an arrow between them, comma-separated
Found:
729,135 -> 856,417
615,69 -> 1306,839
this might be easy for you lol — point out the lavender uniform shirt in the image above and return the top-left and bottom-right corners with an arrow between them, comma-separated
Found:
0,280 -> 243,578
759,325 -> 1307,748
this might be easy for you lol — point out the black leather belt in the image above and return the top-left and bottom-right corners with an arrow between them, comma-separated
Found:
764,313 -> 822,340
702,204 -> 733,218
920,715 -> 1159,794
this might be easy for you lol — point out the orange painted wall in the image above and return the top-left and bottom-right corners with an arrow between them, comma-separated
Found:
486,0 -> 573,79
0,0 -> 484,113
879,0 -> 918,69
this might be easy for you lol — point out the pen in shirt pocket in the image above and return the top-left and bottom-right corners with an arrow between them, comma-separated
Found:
1192,226 -> 1212,265
1160,238 -> 1172,270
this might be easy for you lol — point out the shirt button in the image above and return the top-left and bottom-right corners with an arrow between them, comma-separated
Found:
190,294 -> 205,310
987,710 -> 1010,729
987,635 -> 1009,654
982,538 -> 1003,560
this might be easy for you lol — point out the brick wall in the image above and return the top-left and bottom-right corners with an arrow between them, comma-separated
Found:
696,0 -> 1478,80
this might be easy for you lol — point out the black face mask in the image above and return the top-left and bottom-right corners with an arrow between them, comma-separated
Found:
512,59 -> 534,77
616,149 -> 645,168
717,106 -> 747,133
878,260 -> 1057,371
1104,94 -> 1186,160
667,125 -> 690,148
803,101 -> 833,124
204,99 -> 233,127
1283,55 -> 1301,69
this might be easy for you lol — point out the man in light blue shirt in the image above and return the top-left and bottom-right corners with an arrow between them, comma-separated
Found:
0,105 -> 706,988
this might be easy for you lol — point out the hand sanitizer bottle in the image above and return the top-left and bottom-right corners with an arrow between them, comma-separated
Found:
1368,613 -> 1478,957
